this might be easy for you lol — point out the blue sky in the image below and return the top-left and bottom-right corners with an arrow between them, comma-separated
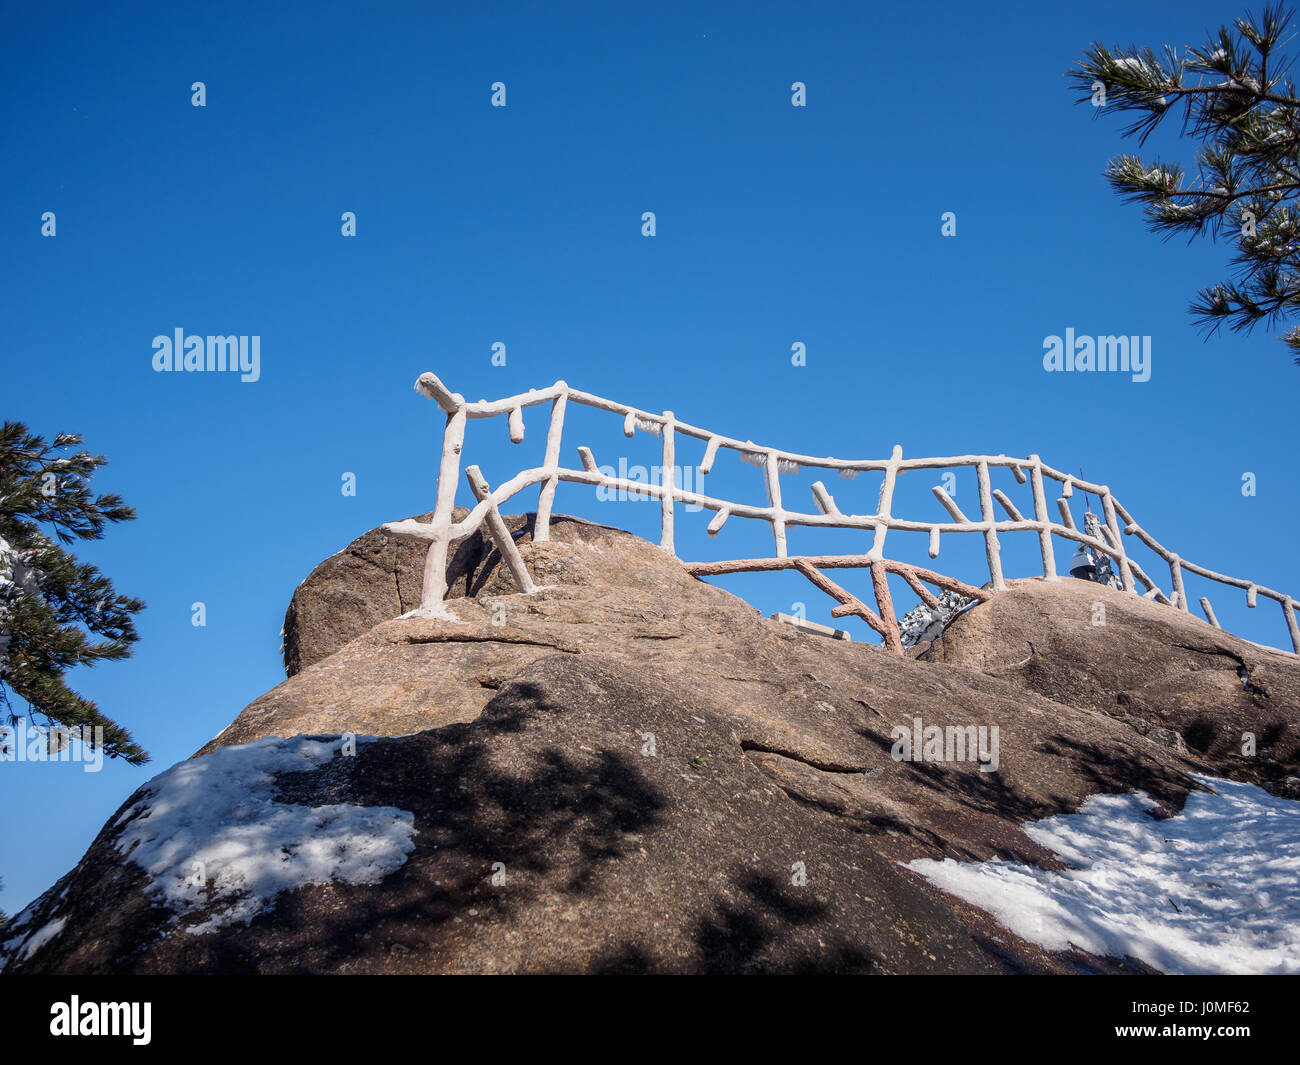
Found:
2,0 -> 1296,914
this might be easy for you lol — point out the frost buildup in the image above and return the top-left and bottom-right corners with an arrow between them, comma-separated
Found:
899,589 -> 977,649
0,532 -> 40,683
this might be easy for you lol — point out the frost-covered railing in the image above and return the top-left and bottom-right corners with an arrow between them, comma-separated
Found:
389,371 -> 1300,656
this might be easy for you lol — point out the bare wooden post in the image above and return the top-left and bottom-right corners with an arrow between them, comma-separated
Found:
1169,556 -> 1189,612
792,560 -> 881,630
764,449 -> 788,558
1028,455 -> 1057,580
1199,597 -> 1221,629
660,411 -> 676,555
869,445 -> 903,561
465,465 -> 535,593
976,460 -> 1005,590
897,567 -> 940,609
869,560 -> 903,653
533,383 -> 568,543
933,486 -> 969,522
1285,597 -> 1300,654
418,395 -> 467,612
1101,490 -> 1134,592
1056,497 -> 1076,530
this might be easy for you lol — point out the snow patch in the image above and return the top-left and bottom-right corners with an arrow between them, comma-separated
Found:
907,775 -> 1300,974
114,735 -> 416,934
0,915 -> 67,971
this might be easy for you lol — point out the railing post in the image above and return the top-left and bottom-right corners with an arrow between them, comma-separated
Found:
1169,556 -> 1188,611
1101,490 -> 1134,592
465,465 -> 535,593
764,449 -> 788,558
869,445 -> 902,562
417,400 -> 467,612
869,560 -> 903,653
1028,455 -> 1057,580
1285,596 -> 1300,654
533,383 -> 568,543
976,460 -> 1005,590
1199,597 -> 1221,629
660,411 -> 676,555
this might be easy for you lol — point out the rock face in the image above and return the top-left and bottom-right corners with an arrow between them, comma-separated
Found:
280,507 -> 531,677
3,515 -> 1297,974
918,577 -> 1300,795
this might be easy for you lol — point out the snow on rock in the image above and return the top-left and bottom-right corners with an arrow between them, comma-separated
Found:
0,912 -> 67,972
899,590 -> 975,649
113,735 -> 416,935
907,775 -> 1300,974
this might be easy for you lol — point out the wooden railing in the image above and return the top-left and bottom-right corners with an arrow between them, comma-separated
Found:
387,371 -> 1300,655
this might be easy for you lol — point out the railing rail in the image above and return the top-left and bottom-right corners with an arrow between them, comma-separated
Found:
389,371 -> 1300,656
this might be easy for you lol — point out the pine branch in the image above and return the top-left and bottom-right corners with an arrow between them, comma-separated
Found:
1071,4 -> 1300,358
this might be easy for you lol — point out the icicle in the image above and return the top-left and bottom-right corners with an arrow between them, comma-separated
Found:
928,525 -> 940,558
1062,476 -> 1074,498
837,468 -> 859,479
634,416 -> 661,436
623,410 -> 636,438
1247,584 -> 1258,608
777,458 -> 800,474
508,406 -> 525,444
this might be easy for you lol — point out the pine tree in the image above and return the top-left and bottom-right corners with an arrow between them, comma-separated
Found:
0,422 -> 147,764
1070,4 -> 1300,360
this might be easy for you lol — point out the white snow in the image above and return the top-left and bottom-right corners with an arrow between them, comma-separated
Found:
14,917 -> 66,961
0,914 -> 66,971
113,735 -> 416,934
907,775 -> 1300,974
0,532 -> 41,678
1114,56 -> 1152,75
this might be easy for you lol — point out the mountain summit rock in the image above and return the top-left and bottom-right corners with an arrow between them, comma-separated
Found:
3,514 -> 1295,974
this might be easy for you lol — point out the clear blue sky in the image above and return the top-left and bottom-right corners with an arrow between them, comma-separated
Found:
2,0 -> 1296,915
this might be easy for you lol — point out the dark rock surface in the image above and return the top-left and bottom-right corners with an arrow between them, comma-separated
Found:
4,515 -> 1296,974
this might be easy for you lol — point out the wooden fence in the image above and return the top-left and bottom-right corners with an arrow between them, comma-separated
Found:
387,371 -> 1299,655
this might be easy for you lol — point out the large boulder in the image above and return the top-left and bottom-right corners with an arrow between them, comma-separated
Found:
917,577 -> 1300,794
3,516 -> 1296,974
281,507 -> 535,677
